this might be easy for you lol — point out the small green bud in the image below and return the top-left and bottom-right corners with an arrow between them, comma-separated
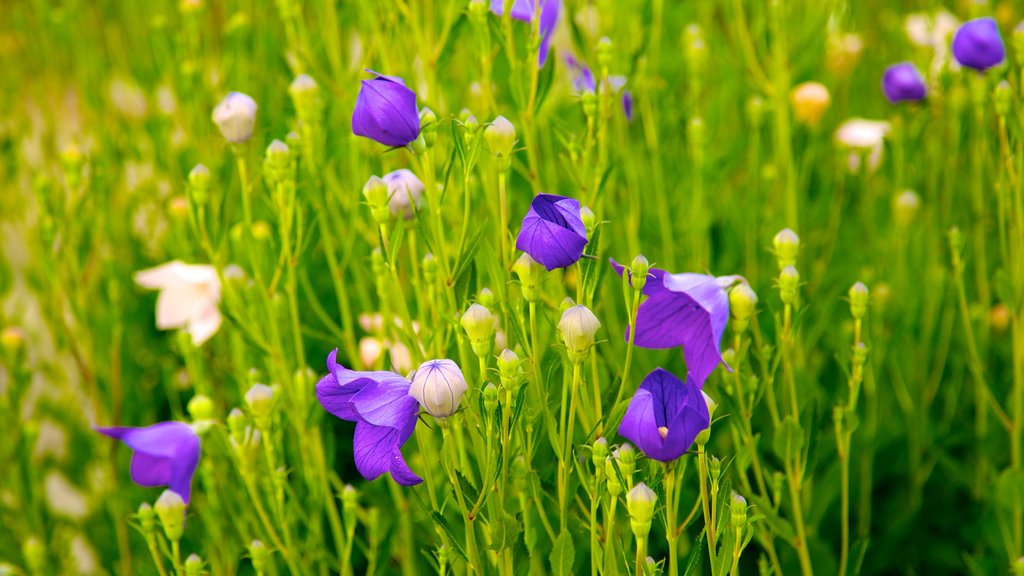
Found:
137,502 -> 157,536
778,266 -> 800,305
627,483 -> 657,538
773,228 -> 800,269
513,252 -> 545,303
746,96 -> 768,129
187,394 -> 215,422
581,206 -> 597,237
731,493 -> 747,527
227,408 -> 247,444
629,254 -> 650,292
249,540 -> 270,574
22,537 -> 45,574
592,437 -> 609,469
721,347 -> 736,368
289,74 -> 322,121
468,0 -> 488,19
695,390 -> 716,445
485,115 -> 516,167
497,349 -> 521,389
684,24 -> 707,72
185,554 -> 204,576
848,282 -> 869,320
477,287 -> 496,309
342,484 -> 359,525
245,383 -> 275,428
615,443 -> 636,482
729,283 -> 758,334
605,458 -> 623,495
892,189 -> 921,227
286,130 -> 301,150
154,490 -> 187,542
188,164 -> 211,206
420,107 -> 438,147
597,36 -> 613,69
422,252 -> 438,283
363,175 -> 391,224
581,90 -> 598,116
995,80 -> 1012,119
559,297 -> 576,314
483,383 -> 499,416
709,454 -> 721,479
461,304 -> 497,357
558,305 -> 601,363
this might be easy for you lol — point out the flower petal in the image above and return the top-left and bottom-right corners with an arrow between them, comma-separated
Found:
350,380 -> 420,439
352,421 -> 400,481
96,422 -> 200,503
388,448 -> 424,486
618,387 -> 668,461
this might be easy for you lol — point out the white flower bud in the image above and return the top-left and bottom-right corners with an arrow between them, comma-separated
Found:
410,359 -> 468,418
383,169 -> 425,220
485,115 -> 516,159
558,305 -> 601,363
212,92 -> 258,143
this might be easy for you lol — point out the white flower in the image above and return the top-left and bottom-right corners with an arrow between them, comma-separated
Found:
410,359 -> 468,418
212,92 -> 258,143
134,261 -> 222,345
905,10 -> 960,78
835,119 -> 891,174
383,169 -> 425,220
558,305 -> 601,360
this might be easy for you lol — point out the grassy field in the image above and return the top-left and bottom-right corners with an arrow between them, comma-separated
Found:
1,0 -> 1023,574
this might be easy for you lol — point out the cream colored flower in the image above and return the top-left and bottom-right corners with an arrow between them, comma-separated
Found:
135,261 -> 222,345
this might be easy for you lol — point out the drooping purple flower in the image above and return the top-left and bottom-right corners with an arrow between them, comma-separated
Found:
611,259 -> 733,388
882,62 -> 927,102
622,90 -> 635,122
95,422 -> 201,504
618,368 -> 710,462
952,18 -> 1005,71
352,70 -> 421,147
516,193 -> 588,271
316,349 -> 422,486
565,55 -> 596,93
490,0 -> 561,68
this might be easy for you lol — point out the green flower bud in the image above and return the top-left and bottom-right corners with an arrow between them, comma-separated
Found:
154,490 -> 187,542
558,305 -> 601,364
461,303 -> 497,357
249,540 -> 270,574
559,297 -> 576,314
22,537 -> 45,574
187,394 -> 215,422
995,80 -> 1012,119
468,0 -> 488,19
422,252 -> 438,284
411,133 -> 428,155
582,90 -> 598,117
342,484 -> 359,528
597,36 -> 613,69
363,175 -> 391,224
746,96 -> 768,129
892,189 -> 920,227
627,483 -> 657,539
615,443 -> 636,482
245,383 -> 275,428
695,390 -> 716,446
592,437 -> 609,469
778,266 -> 799,305
227,408 -> 247,444
477,287 -> 496,309
420,107 -> 438,147
773,228 -> 800,269
185,554 -> 204,576
709,455 -> 721,479
731,493 -> 747,527
188,163 -> 211,206
497,349 -> 521,389
848,282 -> 869,320
485,115 -> 516,169
684,24 -> 707,72
483,383 -> 499,417
729,283 -> 757,334
263,139 -> 292,188
513,253 -> 545,303
629,254 -> 650,292
289,74 -> 322,121
137,502 -> 157,536
605,458 -> 623,496
251,220 -> 272,240
581,206 -> 597,237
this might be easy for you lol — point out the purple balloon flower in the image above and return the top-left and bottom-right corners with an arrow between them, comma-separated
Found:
565,55 -> 596,92
611,259 -> 732,388
622,90 -> 635,122
952,18 -> 1005,71
618,368 -> 710,462
516,193 -> 588,271
490,0 -> 561,68
316,349 -> 423,486
882,62 -> 927,102
95,422 -> 201,504
352,70 -> 421,147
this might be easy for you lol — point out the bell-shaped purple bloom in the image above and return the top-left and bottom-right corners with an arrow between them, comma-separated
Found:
565,55 -> 596,93
952,18 -> 1005,71
882,62 -> 927,102
611,259 -> 732,388
95,422 -> 201,504
618,368 -> 710,462
352,70 -> 421,147
490,0 -> 561,68
622,90 -> 635,122
316,349 -> 423,486
516,193 -> 588,271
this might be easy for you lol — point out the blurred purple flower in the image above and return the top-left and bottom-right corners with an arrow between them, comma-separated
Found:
352,70 -> 421,147
618,368 -> 709,462
491,0 -> 561,68
882,62 -> 927,102
622,90 -> 635,122
95,422 -> 201,504
611,259 -> 732,388
952,18 -> 1005,71
565,55 -> 596,92
516,193 -> 588,270
316,349 -> 422,486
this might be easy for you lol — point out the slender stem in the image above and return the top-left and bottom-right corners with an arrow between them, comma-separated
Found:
171,540 -> 183,576
698,448 -> 718,567
443,422 -> 483,573
786,458 -> 814,576
499,171 -> 509,271
145,535 -> 170,576
665,464 -> 679,576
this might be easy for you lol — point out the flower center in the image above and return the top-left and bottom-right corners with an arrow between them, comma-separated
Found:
657,426 -> 669,440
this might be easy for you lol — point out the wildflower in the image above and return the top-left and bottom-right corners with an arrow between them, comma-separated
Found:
383,169 -> 425,220
484,115 -> 517,161
211,92 -> 258,143
622,90 -> 635,122
626,482 -> 658,538
154,490 -> 187,541
316,350 -> 422,485
610,260 -> 734,388
352,70 -> 421,147
515,194 -> 588,270
409,359 -> 469,418
882,63 -> 927,102
95,422 -> 201,503
461,303 -> 497,356
490,0 -> 561,68
790,82 -> 831,127
558,304 -> 601,363
565,55 -> 596,93
135,261 -> 222,345
952,18 -> 1005,71
835,119 -> 890,173
618,368 -> 710,462
772,228 -> 800,269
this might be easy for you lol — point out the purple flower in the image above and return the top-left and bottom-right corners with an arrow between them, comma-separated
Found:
490,0 -> 561,68
611,260 -> 732,388
516,193 -> 588,271
622,90 -> 635,122
95,422 -> 201,504
882,62 -> 927,102
352,70 -> 421,147
316,349 -> 422,486
618,368 -> 710,462
952,18 -> 1005,71
565,55 -> 596,92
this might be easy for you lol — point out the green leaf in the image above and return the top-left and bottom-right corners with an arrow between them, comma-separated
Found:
488,513 -> 523,552
534,48 -> 557,113
772,416 -> 804,463
549,531 -> 575,573
994,468 -> 1024,511
683,532 -> 705,576
430,511 -> 468,562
